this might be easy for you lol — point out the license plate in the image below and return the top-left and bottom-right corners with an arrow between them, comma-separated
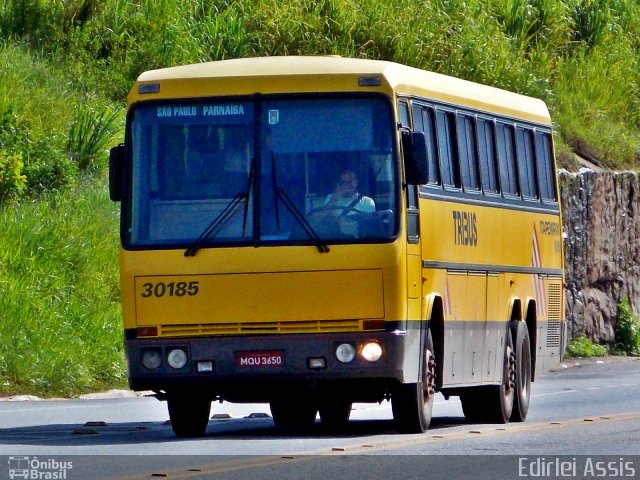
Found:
236,350 -> 284,368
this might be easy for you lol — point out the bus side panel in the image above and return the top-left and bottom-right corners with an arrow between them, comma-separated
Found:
419,194 -> 563,387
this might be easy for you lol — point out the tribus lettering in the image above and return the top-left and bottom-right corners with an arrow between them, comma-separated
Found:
452,211 -> 478,246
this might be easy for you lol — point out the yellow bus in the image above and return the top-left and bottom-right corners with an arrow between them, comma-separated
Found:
109,56 -> 564,437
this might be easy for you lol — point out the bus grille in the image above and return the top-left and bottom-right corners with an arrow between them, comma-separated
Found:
546,283 -> 562,347
159,319 -> 362,337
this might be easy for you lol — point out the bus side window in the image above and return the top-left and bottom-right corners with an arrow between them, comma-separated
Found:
535,131 -> 557,202
411,104 -> 440,186
398,101 -> 410,128
477,118 -> 499,194
436,110 -> 460,189
516,127 -> 538,199
496,122 -> 519,196
411,103 -> 424,131
456,113 -> 480,191
422,108 -> 440,185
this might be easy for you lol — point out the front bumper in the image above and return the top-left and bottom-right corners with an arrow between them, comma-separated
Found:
126,330 -> 407,402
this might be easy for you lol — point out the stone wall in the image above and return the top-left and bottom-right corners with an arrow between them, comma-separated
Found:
560,170 -> 640,344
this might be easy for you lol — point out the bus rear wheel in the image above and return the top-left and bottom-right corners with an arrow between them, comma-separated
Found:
460,330 -> 515,424
167,394 -> 211,437
392,332 -> 436,433
510,321 -> 532,422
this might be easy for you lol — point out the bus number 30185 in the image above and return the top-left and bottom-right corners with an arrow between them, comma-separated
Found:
140,281 -> 200,298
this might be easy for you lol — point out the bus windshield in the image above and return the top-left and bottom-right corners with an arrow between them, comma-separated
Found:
126,96 -> 398,249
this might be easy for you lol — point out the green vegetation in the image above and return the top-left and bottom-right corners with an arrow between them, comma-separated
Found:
564,297 -> 640,359
0,176 -> 125,396
614,298 -> 640,356
1,0 -> 640,185
1,0 -> 640,395
0,43 -> 120,198
565,336 -> 608,358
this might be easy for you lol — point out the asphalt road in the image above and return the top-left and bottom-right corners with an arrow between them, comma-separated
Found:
1,357 -> 639,480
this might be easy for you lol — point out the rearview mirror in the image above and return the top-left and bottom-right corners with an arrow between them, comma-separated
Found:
402,130 -> 429,185
109,144 -> 125,202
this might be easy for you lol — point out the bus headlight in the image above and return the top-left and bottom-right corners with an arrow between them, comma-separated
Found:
360,341 -> 383,362
335,343 -> 356,363
141,349 -> 162,370
167,348 -> 188,369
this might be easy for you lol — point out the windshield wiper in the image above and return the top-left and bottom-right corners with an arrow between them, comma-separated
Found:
184,157 -> 256,257
271,153 -> 329,253
183,192 -> 247,257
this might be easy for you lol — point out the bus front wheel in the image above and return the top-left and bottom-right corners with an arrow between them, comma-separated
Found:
167,394 -> 211,437
392,333 -> 436,433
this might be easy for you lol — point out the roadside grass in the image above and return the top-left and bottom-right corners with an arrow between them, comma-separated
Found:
614,298 -> 640,356
552,42 -> 640,169
565,337 -> 608,358
0,176 -> 125,397
0,43 -> 123,195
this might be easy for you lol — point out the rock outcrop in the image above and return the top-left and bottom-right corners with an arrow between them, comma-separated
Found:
560,170 -> 640,344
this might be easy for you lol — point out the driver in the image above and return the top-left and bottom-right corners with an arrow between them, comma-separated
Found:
323,169 -> 375,215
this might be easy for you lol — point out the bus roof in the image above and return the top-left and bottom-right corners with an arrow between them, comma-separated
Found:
134,56 -> 551,125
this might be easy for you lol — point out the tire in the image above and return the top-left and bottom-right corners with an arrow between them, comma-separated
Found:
510,321 -> 532,422
392,332 -> 436,433
461,330 -> 515,424
270,398 -> 318,428
167,394 -> 211,437
319,398 -> 353,431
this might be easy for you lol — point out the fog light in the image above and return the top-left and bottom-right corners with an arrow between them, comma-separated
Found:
308,357 -> 326,369
167,348 -> 188,369
335,343 -> 356,363
197,361 -> 214,373
360,341 -> 383,362
141,349 -> 162,370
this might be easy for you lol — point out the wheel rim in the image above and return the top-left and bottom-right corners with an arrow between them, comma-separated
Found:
423,348 -> 436,402
506,344 -> 516,398
520,339 -> 530,398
